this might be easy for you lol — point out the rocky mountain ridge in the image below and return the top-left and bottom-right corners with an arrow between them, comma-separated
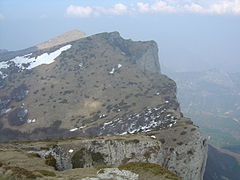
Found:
0,31 -> 207,180
0,31 -> 165,141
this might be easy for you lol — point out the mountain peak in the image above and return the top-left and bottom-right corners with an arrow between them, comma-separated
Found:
36,29 -> 86,50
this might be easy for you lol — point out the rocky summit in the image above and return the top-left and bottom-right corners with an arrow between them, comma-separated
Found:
0,31 -> 207,180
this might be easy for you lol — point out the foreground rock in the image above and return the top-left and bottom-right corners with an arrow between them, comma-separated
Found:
0,118 -> 207,180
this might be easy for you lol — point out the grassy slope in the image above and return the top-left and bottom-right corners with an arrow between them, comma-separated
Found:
0,33 -> 176,136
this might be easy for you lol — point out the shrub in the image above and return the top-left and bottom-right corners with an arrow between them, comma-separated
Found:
26,153 -> 41,158
71,148 -> 105,168
71,148 -> 86,168
3,166 -> 40,179
51,120 -> 62,128
177,142 -> 183,145
45,154 -> 57,169
34,170 -> 56,177
180,131 -> 187,135
159,138 -> 165,144
125,139 -> 140,144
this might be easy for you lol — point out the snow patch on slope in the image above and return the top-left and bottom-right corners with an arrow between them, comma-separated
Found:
0,44 -> 72,71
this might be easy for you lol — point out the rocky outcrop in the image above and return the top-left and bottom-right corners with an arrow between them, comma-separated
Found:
98,31 -> 160,73
42,124 -> 207,180
135,40 -> 160,74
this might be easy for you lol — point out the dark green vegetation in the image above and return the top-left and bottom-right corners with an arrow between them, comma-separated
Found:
168,70 -> 240,147
71,148 -> 105,168
119,162 -> 181,180
33,170 -> 56,177
26,153 -> 41,158
45,154 -> 57,169
204,145 -> 240,180
2,166 -> 40,179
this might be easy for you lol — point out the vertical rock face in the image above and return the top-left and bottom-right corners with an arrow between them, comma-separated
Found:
136,40 -> 160,74
45,125 -> 207,180
98,32 -> 161,73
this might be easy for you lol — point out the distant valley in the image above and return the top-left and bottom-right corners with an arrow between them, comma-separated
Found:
167,69 -> 240,148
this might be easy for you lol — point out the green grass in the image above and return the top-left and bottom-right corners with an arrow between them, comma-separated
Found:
71,148 -> 105,168
118,162 -> 181,180
34,170 -> 56,177
3,166 -> 41,179
45,154 -> 57,169
71,148 -> 86,168
26,153 -> 41,158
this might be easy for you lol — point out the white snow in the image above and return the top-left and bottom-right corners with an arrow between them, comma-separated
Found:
79,126 -> 86,129
233,118 -> 239,123
104,121 -> 113,126
5,108 -> 11,113
121,51 -> 126,56
150,135 -> 156,139
165,100 -> 169,103
109,68 -> 115,74
0,44 -> 71,71
99,114 -> 107,118
69,149 -> 74,153
0,61 -> 9,69
11,44 -> 72,70
27,119 -> 36,123
117,64 -> 122,68
70,128 -> 78,132
2,74 -> 8,79
120,132 -> 127,135
23,53 -> 32,57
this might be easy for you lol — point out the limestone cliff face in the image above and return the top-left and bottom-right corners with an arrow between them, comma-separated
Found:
42,121 -> 207,180
98,32 -> 161,73
136,40 -> 160,74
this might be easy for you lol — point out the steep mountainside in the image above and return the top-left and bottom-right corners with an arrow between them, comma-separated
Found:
1,31 -> 168,141
0,31 -> 207,180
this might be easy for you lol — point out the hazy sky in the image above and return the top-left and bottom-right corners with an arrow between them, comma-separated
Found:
0,0 -> 240,72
